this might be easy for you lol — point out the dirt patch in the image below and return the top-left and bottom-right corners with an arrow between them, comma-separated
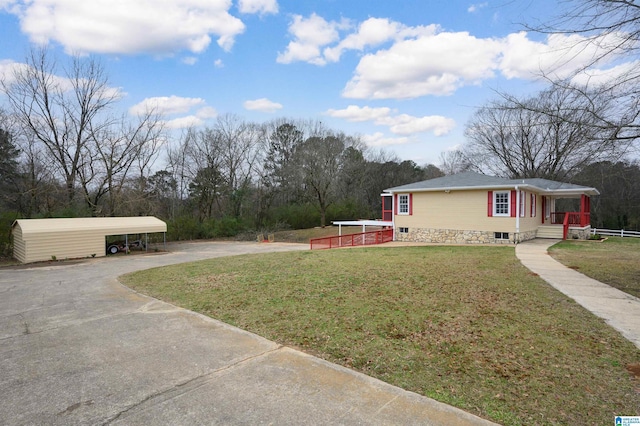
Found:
627,363 -> 640,379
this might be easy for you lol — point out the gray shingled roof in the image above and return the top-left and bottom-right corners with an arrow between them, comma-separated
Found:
385,171 -> 599,195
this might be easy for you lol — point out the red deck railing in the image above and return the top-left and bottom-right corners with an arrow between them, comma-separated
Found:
310,228 -> 394,250
562,212 -> 591,239
550,212 -> 590,226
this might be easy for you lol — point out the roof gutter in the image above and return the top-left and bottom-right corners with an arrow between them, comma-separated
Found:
384,184 -> 599,196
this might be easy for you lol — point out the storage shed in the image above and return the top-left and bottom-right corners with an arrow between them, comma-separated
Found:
12,216 -> 167,264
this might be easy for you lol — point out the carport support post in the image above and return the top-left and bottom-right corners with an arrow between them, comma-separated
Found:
145,233 -> 148,252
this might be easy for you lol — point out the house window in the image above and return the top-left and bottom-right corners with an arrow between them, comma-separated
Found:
398,227 -> 409,233
398,194 -> 410,215
519,191 -> 526,217
494,232 -> 509,240
493,191 -> 510,216
530,193 -> 536,217
544,196 -> 551,218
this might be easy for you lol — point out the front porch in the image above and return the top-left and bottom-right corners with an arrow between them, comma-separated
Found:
540,194 -> 592,240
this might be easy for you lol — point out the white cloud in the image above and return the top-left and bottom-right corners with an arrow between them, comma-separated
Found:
343,32 -> 503,99
0,59 -> 125,99
214,59 -> 224,68
238,0 -> 278,15
499,31 -> 629,81
182,56 -> 198,65
325,105 -> 391,122
243,98 -> 283,113
338,22 -> 635,100
275,13 -> 636,101
277,13 -> 349,65
0,59 -> 27,88
129,96 -> 206,116
571,60 -> 640,87
6,0 -> 245,55
381,114 -> 456,136
362,132 -> 410,147
468,2 -> 488,13
146,103 -> 218,129
196,106 -> 218,119
165,116 -> 204,129
326,105 -> 455,137
128,96 -> 216,128
280,15 -> 436,65
323,18 -> 436,63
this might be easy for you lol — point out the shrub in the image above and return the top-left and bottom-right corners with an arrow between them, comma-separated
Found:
0,211 -> 20,258
270,203 -> 320,229
214,216 -> 244,237
166,215 -> 201,240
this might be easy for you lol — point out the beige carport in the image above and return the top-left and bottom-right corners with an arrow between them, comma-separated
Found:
12,216 -> 167,264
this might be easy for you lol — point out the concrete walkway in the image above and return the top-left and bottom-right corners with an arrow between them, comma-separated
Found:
516,239 -> 640,349
0,241 -> 497,426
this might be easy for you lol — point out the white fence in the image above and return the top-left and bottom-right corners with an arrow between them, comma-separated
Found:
591,228 -> 640,238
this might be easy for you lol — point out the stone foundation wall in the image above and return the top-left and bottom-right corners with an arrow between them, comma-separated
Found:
517,230 -> 538,243
567,226 -> 591,240
396,227 -> 538,244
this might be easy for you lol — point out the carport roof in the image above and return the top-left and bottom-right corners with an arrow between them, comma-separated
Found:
13,216 -> 167,236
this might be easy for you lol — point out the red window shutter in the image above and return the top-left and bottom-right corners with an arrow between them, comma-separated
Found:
394,194 -> 398,215
510,190 -> 517,217
487,191 -> 493,217
541,196 -> 546,224
409,193 -> 413,215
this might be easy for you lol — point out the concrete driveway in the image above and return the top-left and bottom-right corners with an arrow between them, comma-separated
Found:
0,241 -> 496,426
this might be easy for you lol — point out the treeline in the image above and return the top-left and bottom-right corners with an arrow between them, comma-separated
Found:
1,47 -> 639,258
0,109 -> 443,251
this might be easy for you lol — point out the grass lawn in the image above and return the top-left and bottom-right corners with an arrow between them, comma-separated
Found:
548,237 -> 640,298
270,225 -> 380,244
121,245 -> 640,425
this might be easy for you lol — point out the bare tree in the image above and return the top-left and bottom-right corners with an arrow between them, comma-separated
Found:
2,48 -> 168,216
82,110 -> 165,215
214,114 -> 262,218
528,0 -> 640,147
171,115 -> 262,220
294,134 -> 346,228
181,127 -> 226,220
166,127 -> 197,203
438,150 -> 474,175
2,48 -> 118,207
464,85 -> 622,179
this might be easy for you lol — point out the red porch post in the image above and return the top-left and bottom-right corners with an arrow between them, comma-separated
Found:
580,194 -> 591,227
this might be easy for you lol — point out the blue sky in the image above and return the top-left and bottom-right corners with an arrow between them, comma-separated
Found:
0,0 -> 629,165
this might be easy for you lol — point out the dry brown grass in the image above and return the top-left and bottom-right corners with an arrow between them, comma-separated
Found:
123,245 -> 640,425
549,237 -> 640,298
